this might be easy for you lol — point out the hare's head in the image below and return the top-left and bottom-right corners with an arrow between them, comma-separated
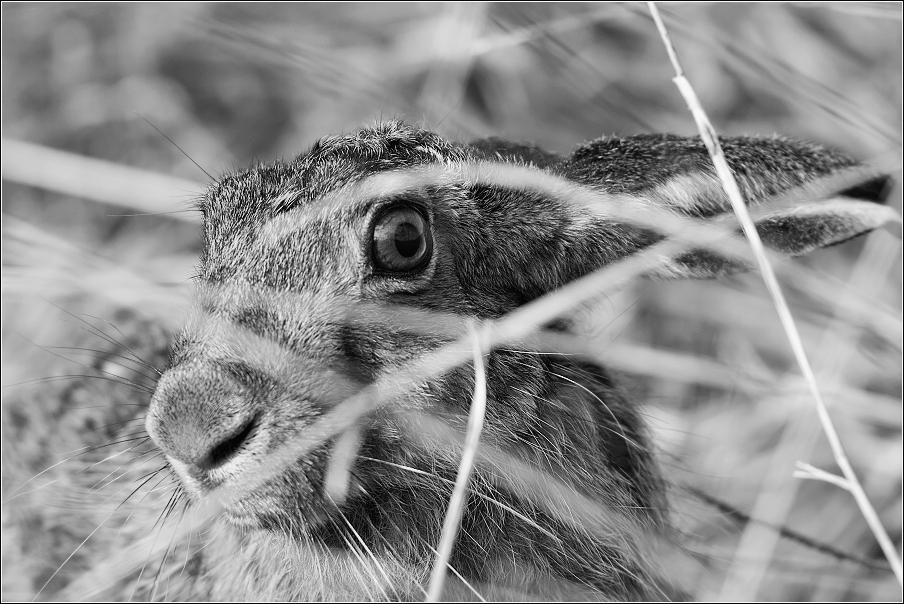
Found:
144,121 -> 894,599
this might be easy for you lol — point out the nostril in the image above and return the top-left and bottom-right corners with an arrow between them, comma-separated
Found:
197,416 -> 258,471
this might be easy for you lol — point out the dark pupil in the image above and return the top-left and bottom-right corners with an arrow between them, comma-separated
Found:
394,222 -> 421,257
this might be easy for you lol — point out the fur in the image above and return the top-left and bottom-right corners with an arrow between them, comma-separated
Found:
43,121 -> 892,600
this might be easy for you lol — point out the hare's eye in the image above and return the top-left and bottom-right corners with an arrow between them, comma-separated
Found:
371,205 -> 432,273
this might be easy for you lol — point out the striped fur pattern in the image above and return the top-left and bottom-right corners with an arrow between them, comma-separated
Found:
140,121 -> 890,600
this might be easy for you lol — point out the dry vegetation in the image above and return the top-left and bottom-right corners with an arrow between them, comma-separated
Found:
2,3 -> 902,601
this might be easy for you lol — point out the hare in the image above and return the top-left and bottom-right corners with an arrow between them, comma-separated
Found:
132,121 -> 898,601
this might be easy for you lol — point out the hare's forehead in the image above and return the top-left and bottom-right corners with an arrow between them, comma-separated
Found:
199,180 -> 412,291
254,200 -> 368,257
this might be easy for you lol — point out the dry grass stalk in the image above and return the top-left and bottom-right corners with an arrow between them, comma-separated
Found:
2,6 -> 899,600
1,138 -> 202,221
426,323 -> 489,602
648,0 -> 903,588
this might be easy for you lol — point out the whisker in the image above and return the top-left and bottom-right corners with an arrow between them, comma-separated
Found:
358,456 -> 559,540
149,501 -> 188,602
41,345 -> 160,383
3,373 -> 154,393
136,114 -> 215,181
333,508 -> 394,598
39,299 -> 162,374
32,507 -> 123,601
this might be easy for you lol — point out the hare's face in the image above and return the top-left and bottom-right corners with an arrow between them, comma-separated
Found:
144,122 -> 894,598
145,124 -> 546,541
145,126 -> 667,601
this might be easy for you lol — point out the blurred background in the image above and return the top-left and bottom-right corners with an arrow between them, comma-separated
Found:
2,3 -> 901,601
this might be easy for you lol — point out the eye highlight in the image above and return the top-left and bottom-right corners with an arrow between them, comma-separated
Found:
371,205 -> 432,274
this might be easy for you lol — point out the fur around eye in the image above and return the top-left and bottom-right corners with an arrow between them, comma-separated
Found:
371,204 -> 433,274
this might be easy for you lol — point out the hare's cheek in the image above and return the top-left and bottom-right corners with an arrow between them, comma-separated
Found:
219,465 -> 323,532
336,322 -> 452,381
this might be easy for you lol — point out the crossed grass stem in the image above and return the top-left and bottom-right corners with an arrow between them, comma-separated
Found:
40,147 -> 900,600
5,109 -> 899,601
649,1 -> 903,589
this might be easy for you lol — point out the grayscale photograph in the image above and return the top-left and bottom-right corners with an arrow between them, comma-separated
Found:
1,3 -> 901,601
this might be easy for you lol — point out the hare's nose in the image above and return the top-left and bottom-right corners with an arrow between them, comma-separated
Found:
145,362 -> 259,473
196,414 -> 258,471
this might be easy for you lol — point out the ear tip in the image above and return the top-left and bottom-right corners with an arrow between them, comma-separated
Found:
838,174 -> 894,204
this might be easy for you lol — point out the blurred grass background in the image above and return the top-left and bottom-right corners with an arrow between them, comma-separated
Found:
2,3 -> 902,601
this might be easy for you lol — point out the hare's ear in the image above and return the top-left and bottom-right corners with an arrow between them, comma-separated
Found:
469,137 -> 561,168
561,134 -> 900,279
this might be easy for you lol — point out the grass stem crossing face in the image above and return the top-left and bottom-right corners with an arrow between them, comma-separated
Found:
2,5 -> 900,602
139,122 -> 896,600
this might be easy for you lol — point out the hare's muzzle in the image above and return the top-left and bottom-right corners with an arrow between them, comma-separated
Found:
146,361 -> 261,488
